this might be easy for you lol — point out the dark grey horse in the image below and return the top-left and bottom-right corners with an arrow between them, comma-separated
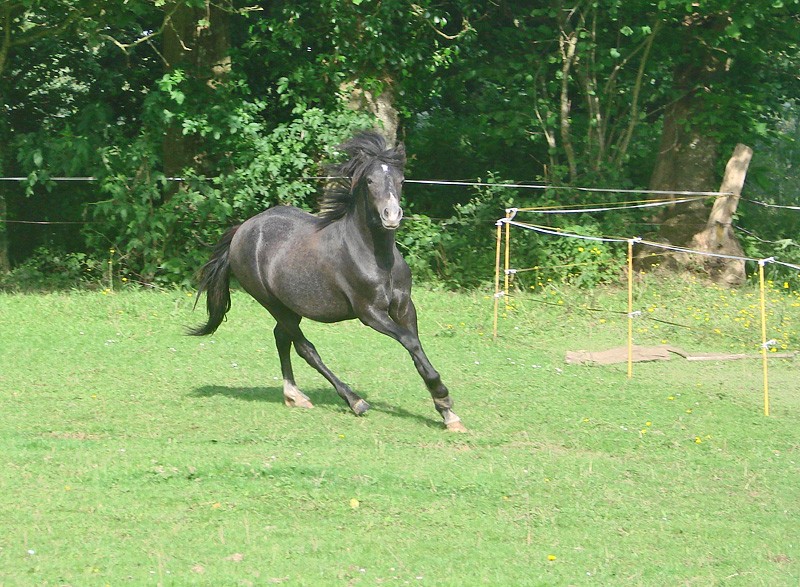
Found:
189,132 -> 465,431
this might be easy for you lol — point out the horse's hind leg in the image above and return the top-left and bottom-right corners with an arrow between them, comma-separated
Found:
274,323 -> 314,409
270,307 -> 369,416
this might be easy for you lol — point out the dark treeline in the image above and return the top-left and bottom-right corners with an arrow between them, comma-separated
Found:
1,1 -> 799,289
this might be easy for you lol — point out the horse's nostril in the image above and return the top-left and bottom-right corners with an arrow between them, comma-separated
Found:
383,206 -> 402,220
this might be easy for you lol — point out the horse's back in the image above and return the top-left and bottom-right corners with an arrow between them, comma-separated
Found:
232,205 -> 316,254
227,206 -> 356,320
241,205 -> 317,235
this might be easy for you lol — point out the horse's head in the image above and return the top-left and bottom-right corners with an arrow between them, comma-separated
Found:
320,132 -> 407,231
364,159 -> 404,231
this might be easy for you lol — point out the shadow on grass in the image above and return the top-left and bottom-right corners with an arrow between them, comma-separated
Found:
192,385 -> 342,407
366,399 -> 444,430
190,385 -> 442,428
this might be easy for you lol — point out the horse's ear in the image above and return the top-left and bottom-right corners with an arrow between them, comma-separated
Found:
394,142 -> 407,166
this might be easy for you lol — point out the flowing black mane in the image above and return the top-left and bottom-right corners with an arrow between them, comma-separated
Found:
318,131 -> 406,226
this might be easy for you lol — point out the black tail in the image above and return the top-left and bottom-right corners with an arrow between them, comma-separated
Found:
188,225 -> 241,336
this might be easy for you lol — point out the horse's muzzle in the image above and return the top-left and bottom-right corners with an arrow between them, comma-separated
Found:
381,204 -> 403,230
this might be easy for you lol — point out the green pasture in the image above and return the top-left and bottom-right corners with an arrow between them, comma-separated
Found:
1,281 -> 798,586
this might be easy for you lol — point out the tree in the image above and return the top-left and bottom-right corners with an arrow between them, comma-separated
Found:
161,0 -> 232,179
645,1 -> 800,283
2,0 -> 799,288
0,0 -> 164,269
403,0 -> 671,217
1,1 -> 85,271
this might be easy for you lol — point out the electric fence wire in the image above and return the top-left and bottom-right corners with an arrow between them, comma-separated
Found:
504,287 -> 777,351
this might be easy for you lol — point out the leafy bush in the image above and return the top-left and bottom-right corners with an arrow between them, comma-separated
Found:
400,182 -> 627,289
396,214 -> 444,284
435,184 -> 513,288
87,77 -> 372,286
0,247 -> 105,291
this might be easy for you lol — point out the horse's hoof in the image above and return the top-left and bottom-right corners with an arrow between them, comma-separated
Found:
352,399 -> 371,416
284,397 -> 314,409
446,421 -> 468,433
283,384 -> 314,409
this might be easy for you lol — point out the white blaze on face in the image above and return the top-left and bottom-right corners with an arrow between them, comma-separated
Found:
381,164 -> 399,201
377,164 -> 403,228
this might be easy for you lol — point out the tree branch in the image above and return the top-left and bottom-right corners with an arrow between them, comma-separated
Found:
0,4 -> 12,78
102,3 -> 182,55
615,20 -> 660,165
8,8 -> 81,49
409,4 -> 474,40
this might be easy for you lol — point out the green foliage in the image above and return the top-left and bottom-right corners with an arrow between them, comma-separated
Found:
514,225 -> 624,290
436,184 -> 514,288
88,97 -> 371,285
2,0 -> 799,290
400,182 -> 628,290
244,0 -> 467,112
736,108 -> 800,277
395,214 -> 444,284
0,246 -> 104,291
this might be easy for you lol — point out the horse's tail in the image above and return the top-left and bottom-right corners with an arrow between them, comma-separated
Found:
187,225 -> 241,336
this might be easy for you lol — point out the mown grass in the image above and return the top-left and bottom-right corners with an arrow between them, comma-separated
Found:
0,279 -> 798,586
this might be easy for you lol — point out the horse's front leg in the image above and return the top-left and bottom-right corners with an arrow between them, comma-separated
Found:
358,303 -> 466,432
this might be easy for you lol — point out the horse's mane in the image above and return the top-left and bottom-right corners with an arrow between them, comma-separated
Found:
318,131 -> 406,226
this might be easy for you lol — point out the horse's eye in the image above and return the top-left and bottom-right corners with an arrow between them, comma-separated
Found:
367,178 -> 374,185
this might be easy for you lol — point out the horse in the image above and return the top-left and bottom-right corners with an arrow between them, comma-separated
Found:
189,131 -> 465,432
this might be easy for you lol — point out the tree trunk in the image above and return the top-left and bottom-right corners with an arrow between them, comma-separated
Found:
0,188 -> 9,272
648,87 -> 719,247
162,1 -> 230,179
342,79 -> 400,146
641,11 -> 742,279
638,33 -> 727,277
689,144 -> 752,286
558,21 -> 579,183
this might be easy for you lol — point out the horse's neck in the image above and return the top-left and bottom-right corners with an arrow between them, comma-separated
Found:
343,210 -> 396,271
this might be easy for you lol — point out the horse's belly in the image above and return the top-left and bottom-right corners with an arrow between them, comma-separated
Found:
257,251 -> 354,322
279,280 -> 355,323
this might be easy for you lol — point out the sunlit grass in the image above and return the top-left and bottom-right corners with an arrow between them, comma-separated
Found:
1,280 -> 798,585
510,272 -> 800,355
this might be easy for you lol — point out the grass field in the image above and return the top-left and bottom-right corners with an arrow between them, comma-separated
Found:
1,279 -> 798,586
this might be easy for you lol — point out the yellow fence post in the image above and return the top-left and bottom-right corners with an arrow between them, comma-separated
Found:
493,219 -> 504,340
627,239 -> 635,379
758,258 -> 772,416
504,209 -> 513,310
